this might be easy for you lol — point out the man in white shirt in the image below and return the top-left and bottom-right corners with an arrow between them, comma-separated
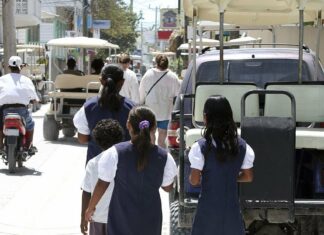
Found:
0,56 -> 39,152
118,54 -> 140,104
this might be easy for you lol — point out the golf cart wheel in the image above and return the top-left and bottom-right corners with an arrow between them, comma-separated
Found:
43,115 -> 59,141
62,128 -> 76,138
170,200 -> 191,235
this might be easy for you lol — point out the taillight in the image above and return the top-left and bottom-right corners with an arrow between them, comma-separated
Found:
167,120 -> 180,148
320,123 -> 324,128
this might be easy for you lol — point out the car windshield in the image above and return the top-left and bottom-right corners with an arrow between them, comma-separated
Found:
197,59 -> 311,88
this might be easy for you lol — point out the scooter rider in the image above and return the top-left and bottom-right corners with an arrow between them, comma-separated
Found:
0,56 -> 39,154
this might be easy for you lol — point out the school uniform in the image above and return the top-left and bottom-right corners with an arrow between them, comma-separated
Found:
189,137 -> 255,235
98,141 -> 178,235
73,96 -> 134,163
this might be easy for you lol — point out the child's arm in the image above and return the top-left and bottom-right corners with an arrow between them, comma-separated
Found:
85,179 -> 110,222
81,191 -> 91,234
77,133 -> 90,144
189,168 -> 202,186
237,168 -> 253,182
162,183 -> 174,192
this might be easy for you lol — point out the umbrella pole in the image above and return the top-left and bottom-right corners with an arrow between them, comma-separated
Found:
315,10 -> 322,80
298,8 -> 304,84
219,11 -> 224,84
192,9 -> 197,92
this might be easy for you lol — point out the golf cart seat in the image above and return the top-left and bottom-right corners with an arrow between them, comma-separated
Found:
240,90 -> 296,223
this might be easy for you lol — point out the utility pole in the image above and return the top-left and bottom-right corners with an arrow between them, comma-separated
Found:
154,6 -> 158,50
2,0 -> 17,74
130,0 -> 133,13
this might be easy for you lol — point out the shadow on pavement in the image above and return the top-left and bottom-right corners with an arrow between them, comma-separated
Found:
45,137 -> 86,147
0,166 -> 42,176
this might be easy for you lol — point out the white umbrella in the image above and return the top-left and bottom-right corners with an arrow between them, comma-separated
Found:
178,43 -> 208,50
183,0 -> 322,26
225,36 -> 262,46
188,38 -> 220,47
47,37 -> 118,49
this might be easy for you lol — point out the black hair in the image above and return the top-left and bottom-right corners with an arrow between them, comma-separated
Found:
92,119 -> 124,150
203,96 -> 239,162
67,58 -> 76,69
155,54 -> 169,70
91,58 -> 104,75
99,64 -> 124,111
128,106 -> 156,171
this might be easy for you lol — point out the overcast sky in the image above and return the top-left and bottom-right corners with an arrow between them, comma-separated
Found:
124,0 -> 178,28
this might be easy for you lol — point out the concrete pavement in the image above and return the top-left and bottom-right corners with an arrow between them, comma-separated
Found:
0,104 -> 171,235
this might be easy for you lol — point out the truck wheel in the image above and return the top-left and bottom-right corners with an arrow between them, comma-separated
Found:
170,201 -> 191,235
7,144 -> 17,173
62,128 -> 76,138
316,216 -> 324,234
297,216 -> 316,235
43,115 -> 59,141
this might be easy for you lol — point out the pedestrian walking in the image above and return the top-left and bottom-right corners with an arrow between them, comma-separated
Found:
73,64 -> 135,164
118,53 -> 140,104
84,105 -> 178,235
189,95 -> 255,235
139,54 -> 181,148
80,119 -> 124,235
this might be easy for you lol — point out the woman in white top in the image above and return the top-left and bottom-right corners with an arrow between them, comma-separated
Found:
139,54 -> 181,148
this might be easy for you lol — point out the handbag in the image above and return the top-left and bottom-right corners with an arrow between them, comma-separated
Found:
144,71 -> 168,104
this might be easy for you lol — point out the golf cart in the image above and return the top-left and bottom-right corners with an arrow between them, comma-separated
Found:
168,0 -> 324,234
43,36 -> 119,140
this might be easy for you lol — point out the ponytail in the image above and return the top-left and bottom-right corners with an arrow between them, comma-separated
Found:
128,106 -> 156,171
98,64 -> 124,111
99,77 -> 121,111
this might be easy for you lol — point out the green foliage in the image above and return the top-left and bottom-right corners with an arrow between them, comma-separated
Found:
91,0 -> 141,53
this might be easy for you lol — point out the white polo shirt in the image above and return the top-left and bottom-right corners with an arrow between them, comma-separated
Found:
189,139 -> 255,170
0,73 -> 39,105
98,145 -> 178,187
81,153 -> 114,223
119,68 -> 140,104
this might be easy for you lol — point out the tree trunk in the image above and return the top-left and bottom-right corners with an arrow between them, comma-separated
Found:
2,0 -> 17,74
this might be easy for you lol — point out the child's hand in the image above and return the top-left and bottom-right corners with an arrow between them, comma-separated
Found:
85,207 -> 95,222
80,216 -> 88,234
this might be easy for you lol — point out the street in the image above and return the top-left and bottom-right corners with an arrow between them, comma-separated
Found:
0,104 -> 170,235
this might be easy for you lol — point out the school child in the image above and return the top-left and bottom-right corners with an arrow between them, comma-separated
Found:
84,105 -> 178,235
189,95 -> 255,235
80,119 -> 124,235
73,64 -> 135,164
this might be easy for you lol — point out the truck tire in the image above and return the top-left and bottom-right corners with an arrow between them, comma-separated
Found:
7,144 -> 17,173
170,201 -> 191,235
316,216 -> 324,234
43,115 -> 59,141
62,128 -> 76,138
298,216 -> 316,235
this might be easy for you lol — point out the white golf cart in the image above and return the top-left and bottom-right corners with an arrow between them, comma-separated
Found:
43,36 -> 119,140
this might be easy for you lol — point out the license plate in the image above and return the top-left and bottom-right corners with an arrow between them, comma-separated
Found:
4,129 -> 19,136
70,107 -> 80,115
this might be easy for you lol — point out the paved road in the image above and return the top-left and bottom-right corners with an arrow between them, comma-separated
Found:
0,104 -> 170,235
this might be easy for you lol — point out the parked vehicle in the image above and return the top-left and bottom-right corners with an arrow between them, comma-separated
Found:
1,110 -> 36,173
169,1 -> 324,234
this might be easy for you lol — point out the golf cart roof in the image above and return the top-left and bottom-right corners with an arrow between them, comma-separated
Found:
47,37 -> 119,49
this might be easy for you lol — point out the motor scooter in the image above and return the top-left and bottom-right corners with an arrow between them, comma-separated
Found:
1,110 -> 36,173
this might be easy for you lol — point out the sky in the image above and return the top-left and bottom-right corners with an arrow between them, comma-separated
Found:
124,0 -> 178,28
